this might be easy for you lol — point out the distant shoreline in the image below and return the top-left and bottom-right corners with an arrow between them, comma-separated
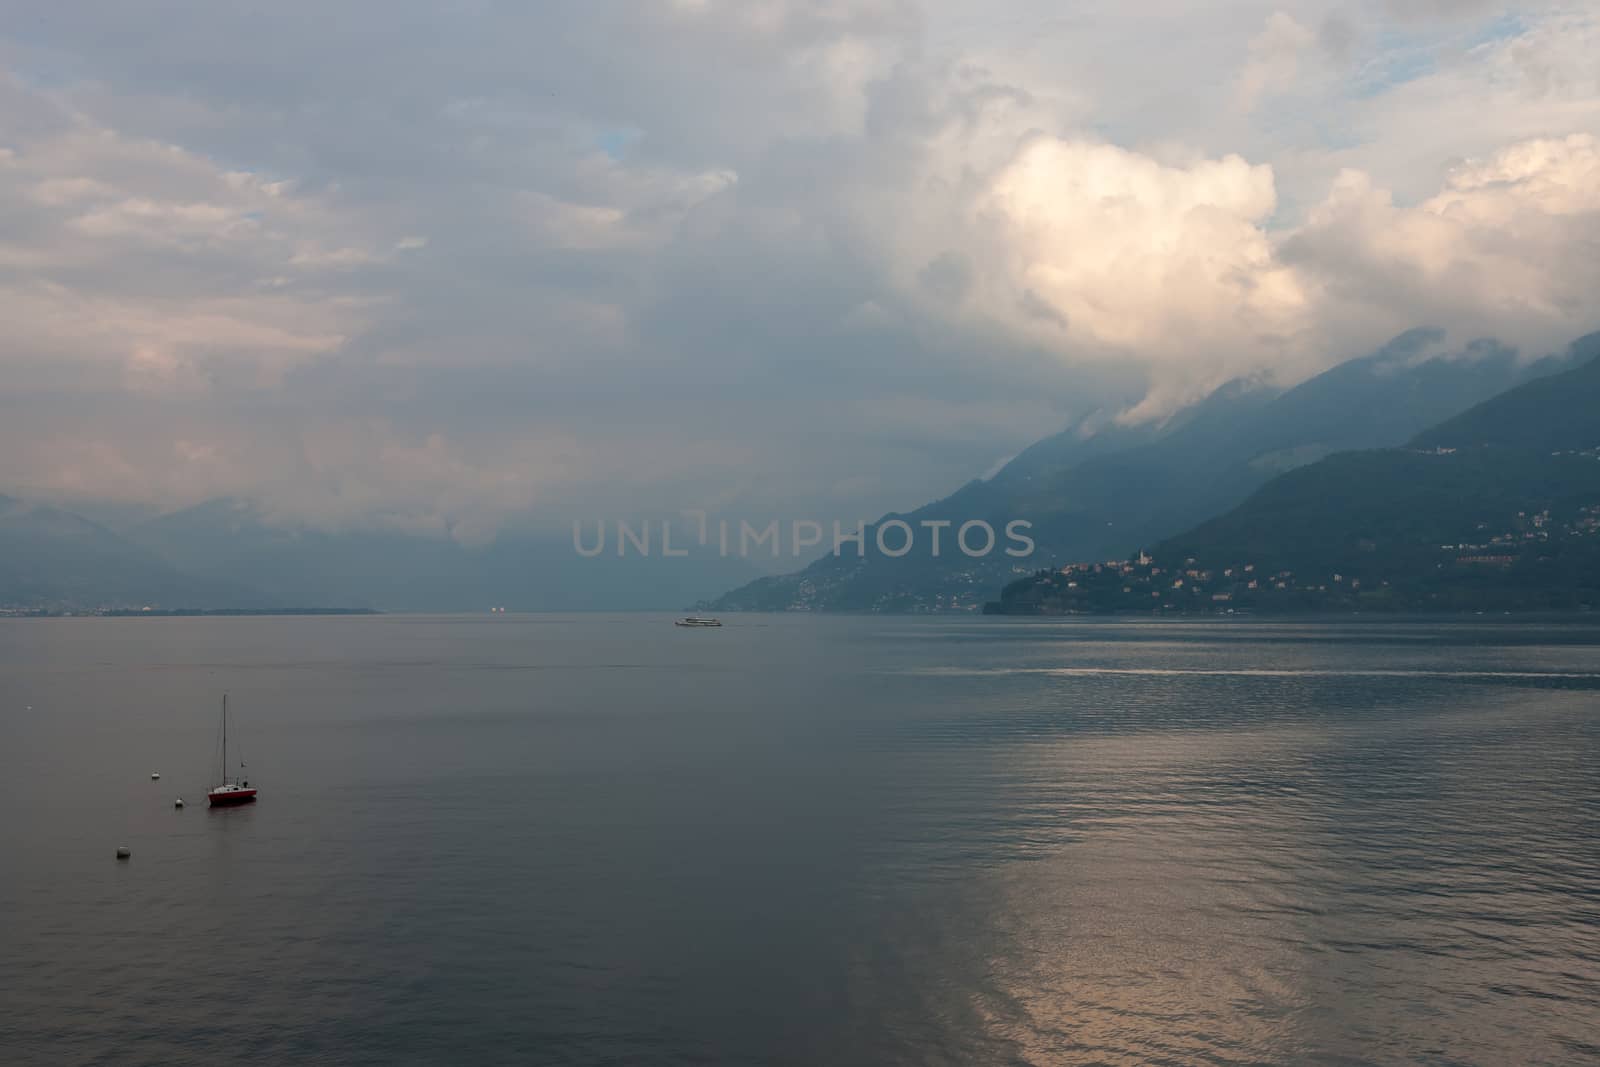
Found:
0,607 -> 382,618
3,607 -> 1597,622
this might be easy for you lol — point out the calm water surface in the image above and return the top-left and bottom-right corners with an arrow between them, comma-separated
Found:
1,615 -> 1598,1065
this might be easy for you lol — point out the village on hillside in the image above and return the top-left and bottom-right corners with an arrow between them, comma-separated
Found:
989,500 -> 1600,616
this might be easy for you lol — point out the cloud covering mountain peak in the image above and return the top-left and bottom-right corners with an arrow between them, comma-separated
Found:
0,1 -> 1597,537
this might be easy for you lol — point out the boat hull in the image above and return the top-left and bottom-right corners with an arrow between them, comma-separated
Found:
207,789 -> 257,807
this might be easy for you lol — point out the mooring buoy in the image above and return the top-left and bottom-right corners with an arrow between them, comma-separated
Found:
115,847 -> 131,860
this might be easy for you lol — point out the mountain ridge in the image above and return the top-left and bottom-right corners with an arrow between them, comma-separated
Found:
706,329 -> 1576,613
990,333 -> 1600,615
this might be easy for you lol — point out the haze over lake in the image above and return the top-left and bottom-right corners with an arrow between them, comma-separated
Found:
2,615 -> 1598,1064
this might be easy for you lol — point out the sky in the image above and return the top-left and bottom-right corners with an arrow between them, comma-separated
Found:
0,0 -> 1597,542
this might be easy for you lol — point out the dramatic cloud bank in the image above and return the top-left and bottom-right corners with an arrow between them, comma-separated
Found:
0,1 -> 1596,533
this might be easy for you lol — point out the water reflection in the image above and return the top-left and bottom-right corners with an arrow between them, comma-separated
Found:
847,658 -> 1600,1064
1,617 -> 1597,1064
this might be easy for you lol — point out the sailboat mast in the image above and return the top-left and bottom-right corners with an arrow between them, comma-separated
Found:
222,693 -> 227,782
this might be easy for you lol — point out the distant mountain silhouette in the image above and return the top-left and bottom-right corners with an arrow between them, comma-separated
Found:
1,492 -> 771,613
6,331 -> 1590,614
123,499 -> 768,612
1412,332 -> 1600,452
993,332 -> 1600,614
0,495 -> 271,611
708,329 -> 1574,612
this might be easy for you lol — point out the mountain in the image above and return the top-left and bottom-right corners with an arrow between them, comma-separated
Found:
991,332 -> 1600,615
124,499 -> 769,612
10,330 -> 1590,615
1413,332 -> 1600,452
126,499 -> 476,610
0,495 -> 271,611
3,492 -> 771,614
707,329 -> 1573,613
701,390 -> 1289,614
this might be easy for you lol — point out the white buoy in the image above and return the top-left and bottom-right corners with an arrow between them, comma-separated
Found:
115,847 -> 131,860
151,772 -> 160,780
174,797 -> 185,809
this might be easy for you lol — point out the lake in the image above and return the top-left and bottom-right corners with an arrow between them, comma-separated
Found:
1,615 -> 1597,1064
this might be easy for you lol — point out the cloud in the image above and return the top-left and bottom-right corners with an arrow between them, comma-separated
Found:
1286,133 -> 1600,355
1236,11 -> 1318,111
959,139 -> 1309,416
0,2 -> 1596,538
912,129 -> 1600,417
0,71 -> 386,399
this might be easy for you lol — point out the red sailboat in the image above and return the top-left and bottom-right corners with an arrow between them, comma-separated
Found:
207,694 -> 257,806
